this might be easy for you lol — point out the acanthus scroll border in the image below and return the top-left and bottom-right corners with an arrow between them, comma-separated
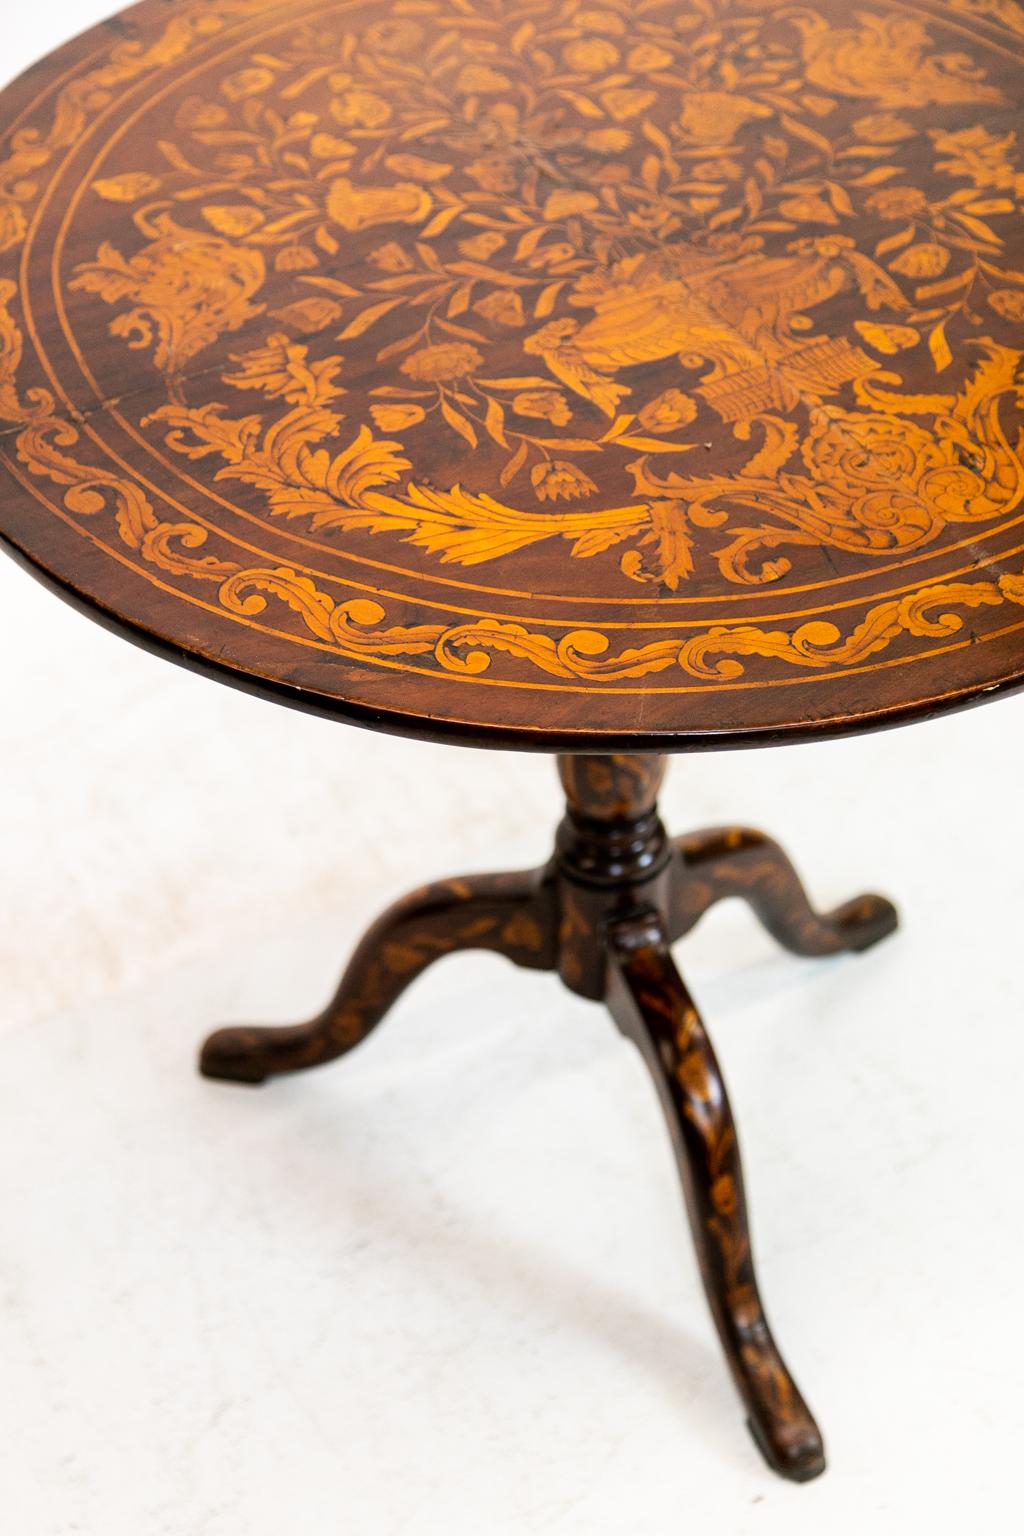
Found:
1,7 -> 1024,689
4,268 -> 1024,686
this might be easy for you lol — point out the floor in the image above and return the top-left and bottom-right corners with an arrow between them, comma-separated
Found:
4,6 -> 1024,1531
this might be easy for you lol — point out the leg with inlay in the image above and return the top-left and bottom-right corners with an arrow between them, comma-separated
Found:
201,869 -> 556,1084
606,910 -> 826,1482
669,826 -> 897,954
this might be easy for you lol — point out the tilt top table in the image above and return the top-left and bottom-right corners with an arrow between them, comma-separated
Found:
1,0 -> 1023,1484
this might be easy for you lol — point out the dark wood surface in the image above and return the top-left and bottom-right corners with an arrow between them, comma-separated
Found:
2,0 -> 1024,749
201,750 -> 898,1478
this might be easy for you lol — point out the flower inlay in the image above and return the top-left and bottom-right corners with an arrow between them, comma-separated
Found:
1,0 -> 1024,741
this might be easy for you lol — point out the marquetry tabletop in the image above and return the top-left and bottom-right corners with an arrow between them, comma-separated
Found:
2,0 -> 1024,749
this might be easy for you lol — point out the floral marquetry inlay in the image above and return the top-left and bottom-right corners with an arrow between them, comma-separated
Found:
1,0 -> 1024,744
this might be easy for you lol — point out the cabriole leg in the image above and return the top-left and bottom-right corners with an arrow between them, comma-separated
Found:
670,826 -> 897,954
607,910 -> 826,1482
200,869 -> 555,1084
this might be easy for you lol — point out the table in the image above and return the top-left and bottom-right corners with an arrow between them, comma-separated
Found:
1,0 -> 1021,1483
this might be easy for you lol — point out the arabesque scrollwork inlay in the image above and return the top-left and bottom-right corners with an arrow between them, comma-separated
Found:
3,0 -> 1024,692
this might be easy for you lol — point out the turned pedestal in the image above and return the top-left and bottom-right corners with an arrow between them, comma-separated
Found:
202,754 -> 896,1481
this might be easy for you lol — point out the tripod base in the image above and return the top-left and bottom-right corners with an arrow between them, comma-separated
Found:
201,755 -> 896,1481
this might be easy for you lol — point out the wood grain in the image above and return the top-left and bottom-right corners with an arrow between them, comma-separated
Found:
2,0 -> 1024,747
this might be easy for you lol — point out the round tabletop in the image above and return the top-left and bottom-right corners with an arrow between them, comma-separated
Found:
1,0 -> 1024,751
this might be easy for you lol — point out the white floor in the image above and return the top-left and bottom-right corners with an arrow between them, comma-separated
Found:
5,6 -> 1024,1531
